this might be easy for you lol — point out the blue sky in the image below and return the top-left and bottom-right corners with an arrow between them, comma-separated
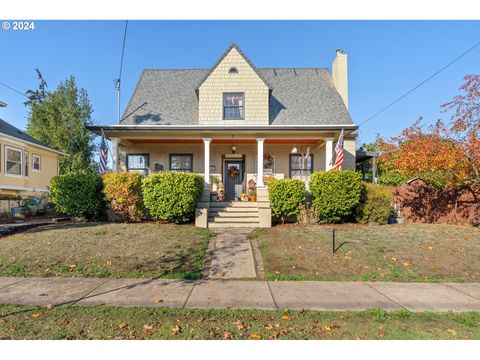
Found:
0,20 -> 479,145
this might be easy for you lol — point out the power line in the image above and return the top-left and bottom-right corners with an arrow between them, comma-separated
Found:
118,20 -> 128,82
115,20 -> 128,122
0,81 -> 28,98
358,40 -> 480,127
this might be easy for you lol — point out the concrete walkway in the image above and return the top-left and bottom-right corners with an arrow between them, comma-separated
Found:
1,277 -> 480,312
203,228 -> 257,279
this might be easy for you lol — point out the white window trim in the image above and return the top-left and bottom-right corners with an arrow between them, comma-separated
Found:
32,154 -> 41,172
4,145 -> 24,178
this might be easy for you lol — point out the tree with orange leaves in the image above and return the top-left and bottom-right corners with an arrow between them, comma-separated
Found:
377,75 -> 479,188
441,74 -> 480,180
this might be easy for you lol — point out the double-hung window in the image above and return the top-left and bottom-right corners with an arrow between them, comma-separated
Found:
5,146 -> 23,176
32,154 -> 41,172
24,151 -> 29,177
223,93 -> 244,120
289,154 -> 313,178
169,154 -> 193,172
127,154 -> 149,176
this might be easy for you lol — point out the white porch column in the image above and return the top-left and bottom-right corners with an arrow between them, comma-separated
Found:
256,138 -> 265,187
203,138 -> 211,185
325,137 -> 334,171
111,137 -> 119,172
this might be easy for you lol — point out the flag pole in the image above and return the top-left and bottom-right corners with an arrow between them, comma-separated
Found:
101,128 -> 114,169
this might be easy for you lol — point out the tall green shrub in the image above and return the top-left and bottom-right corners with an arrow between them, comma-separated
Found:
309,170 -> 362,223
103,172 -> 144,222
49,171 -> 104,220
142,172 -> 203,223
377,172 -> 408,187
268,179 -> 305,223
356,183 -> 393,225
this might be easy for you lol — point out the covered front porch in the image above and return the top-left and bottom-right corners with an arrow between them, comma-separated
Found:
90,125 -> 357,227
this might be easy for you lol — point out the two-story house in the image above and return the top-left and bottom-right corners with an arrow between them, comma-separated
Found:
0,101 -> 65,212
90,44 -> 358,228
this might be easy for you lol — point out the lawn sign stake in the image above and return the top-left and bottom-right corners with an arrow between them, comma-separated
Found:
332,228 -> 348,254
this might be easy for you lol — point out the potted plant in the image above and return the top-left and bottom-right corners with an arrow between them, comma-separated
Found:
249,188 -> 257,202
240,193 -> 249,201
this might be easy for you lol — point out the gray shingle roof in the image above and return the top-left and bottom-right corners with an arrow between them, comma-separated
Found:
0,118 -> 61,152
121,67 -> 353,126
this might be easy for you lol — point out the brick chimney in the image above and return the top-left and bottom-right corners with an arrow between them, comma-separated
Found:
332,49 -> 348,109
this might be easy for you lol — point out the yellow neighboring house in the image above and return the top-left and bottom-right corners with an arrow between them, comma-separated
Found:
0,103 -> 65,197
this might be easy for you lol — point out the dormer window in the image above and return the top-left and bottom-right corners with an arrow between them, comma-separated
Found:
228,67 -> 238,74
223,93 -> 244,120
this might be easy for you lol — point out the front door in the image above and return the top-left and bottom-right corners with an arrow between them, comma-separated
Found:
224,160 -> 244,201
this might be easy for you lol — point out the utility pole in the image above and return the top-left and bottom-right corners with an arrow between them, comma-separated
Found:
116,78 -> 121,122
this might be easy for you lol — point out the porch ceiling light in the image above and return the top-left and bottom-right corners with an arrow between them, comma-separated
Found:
232,145 -> 237,154
291,146 -> 298,154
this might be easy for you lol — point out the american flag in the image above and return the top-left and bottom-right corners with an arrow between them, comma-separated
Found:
98,134 -> 108,173
330,129 -> 344,171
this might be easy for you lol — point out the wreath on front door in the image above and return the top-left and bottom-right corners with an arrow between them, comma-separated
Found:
228,166 -> 240,179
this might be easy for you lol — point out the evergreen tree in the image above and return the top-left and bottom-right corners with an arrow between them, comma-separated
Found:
25,71 -> 96,173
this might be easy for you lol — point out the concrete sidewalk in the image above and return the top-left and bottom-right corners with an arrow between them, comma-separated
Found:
1,277 -> 480,312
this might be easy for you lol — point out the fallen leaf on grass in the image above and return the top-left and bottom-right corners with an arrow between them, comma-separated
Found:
234,320 -> 250,330
378,332 -> 386,338
31,312 -> 43,318
447,329 -> 457,336
224,332 -> 233,340
171,325 -> 181,335
118,322 -> 128,330
282,315 -> 290,321
344,256 -> 352,260
264,324 -> 274,330
143,324 -> 153,331
45,304 -> 54,309
106,260 -> 112,266
154,298 -> 164,304
250,333 -> 262,340
391,257 -> 397,263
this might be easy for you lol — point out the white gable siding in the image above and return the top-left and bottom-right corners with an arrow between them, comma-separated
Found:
198,48 -> 269,126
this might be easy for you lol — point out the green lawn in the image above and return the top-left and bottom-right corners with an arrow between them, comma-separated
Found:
0,222 -> 211,279
0,305 -> 479,339
250,223 -> 480,282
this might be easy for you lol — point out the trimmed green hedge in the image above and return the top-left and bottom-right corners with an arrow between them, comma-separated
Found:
309,170 -> 362,223
268,179 -> 306,223
356,183 -> 393,225
49,172 -> 105,220
103,171 -> 144,222
142,172 -> 203,223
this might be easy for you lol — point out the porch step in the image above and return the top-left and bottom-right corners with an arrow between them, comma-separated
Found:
208,207 -> 258,214
208,222 -> 260,228
208,216 -> 259,223
207,201 -> 260,228
210,201 -> 257,208
208,211 -> 258,217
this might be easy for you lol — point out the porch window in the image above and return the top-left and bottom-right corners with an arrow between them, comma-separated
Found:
289,154 -> 313,178
255,154 -> 275,175
24,151 -> 29,177
169,154 -> 193,172
5,146 -> 22,176
127,154 -> 149,175
223,93 -> 244,120
32,154 -> 41,172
